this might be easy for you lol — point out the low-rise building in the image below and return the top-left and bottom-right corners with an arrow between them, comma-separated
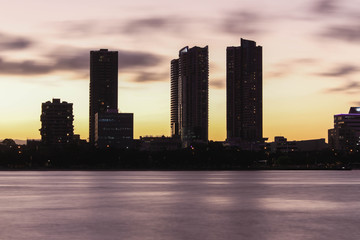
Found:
266,136 -> 328,153
328,107 -> 360,152
139,136 -> 182,151
95,109 -> 133,148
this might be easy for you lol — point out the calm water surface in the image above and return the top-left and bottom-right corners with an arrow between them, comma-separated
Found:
0,171 -> 359,240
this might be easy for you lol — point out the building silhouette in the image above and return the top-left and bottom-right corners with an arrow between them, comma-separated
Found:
170,59 -> 180,137
89,49 -> 118,144
171,46 -> 209,146
95,109 -> 133,148
328,107 -> 360,152
40,98 -> 74,145
227,38 -> 263,145
139,136 -> 182,151
266,136 -> 328,153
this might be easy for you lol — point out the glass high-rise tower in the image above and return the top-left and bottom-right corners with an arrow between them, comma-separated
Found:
227,38 -> 263,143
170,58 -> 180,137
171,46 -> 209,146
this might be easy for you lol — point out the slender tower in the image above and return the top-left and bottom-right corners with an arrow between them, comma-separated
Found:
227,38 -> 263,143
89,49 -> 118,144
171,46 -> 209,146
170,59 -> 180,137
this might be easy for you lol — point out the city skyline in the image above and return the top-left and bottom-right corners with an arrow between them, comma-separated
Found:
1,0 -> 360,142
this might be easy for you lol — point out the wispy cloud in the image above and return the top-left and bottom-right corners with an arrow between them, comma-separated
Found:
51,16 -> 186,38
310,0 -> 360,43
221,11 -> 264,35
122,17 -> 182,34
132,71 -> 168,83
293,58 -> 318,64
51,20 -> 98,37
324,81 -> 360,94
352,101 -> 360,106
53,52 -> 88,71
118,50 -> 164,70
320,24 -> 360,42
210,79 -> 225,89
0,47 -> 165,78
318,64 -> 360,77
266,58 -> 318,80
0,33 -> 33,50
0,58 -> 51,75
312,0 -> 339,15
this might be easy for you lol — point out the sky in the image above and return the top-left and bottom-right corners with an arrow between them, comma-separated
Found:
0,0 -> 360,142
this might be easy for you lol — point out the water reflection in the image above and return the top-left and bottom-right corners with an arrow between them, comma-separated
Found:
0,171 -> 359,240
203,196 -> 234,206
259,198 -> 343,211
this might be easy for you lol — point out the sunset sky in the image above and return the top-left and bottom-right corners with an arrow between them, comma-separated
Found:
1,0 -> 360,142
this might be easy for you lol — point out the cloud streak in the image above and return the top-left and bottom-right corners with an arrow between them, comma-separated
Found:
318,64 -> 360,77
325,81 -> 360,94
0,48 -> 165,78
312,0 -> 339,15
52,16 -> 186,38
132,71 -> 168,83
210,79 -> 225,89
0,33 -> 33,50
0,58 -> 51,75
352,101 -> 360,106
221,11 -> 264,35
52,20 -> 97,37
118,50 -> 164,70
321,24 -> 360,42
122,17 -> 178,34
266,58 -> 318,80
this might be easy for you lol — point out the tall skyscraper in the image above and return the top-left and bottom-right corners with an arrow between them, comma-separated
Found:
40,98 -> 74,145
171,46 -> 209,146
170,59 -> 179,137
227,38 -> 263,143
89,49 -> 118,144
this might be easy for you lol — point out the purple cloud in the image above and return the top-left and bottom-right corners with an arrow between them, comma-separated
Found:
325,81 -> 360,94
312,0 -> 339,14
266,58 -> 318,79
0,33 -> 32,50
321,24 -> 360,42
0,58 -> 51,75
0,47 -> 165,79
133,71 -> 168,83
210,79 -> 225,89
318,65 -> 360,77
221,11 -> 264,35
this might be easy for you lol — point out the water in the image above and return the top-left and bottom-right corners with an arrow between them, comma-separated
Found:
0,171 -> 359,240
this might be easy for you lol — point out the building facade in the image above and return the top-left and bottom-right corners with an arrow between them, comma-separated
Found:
170,59 -> 179,137
328,107 -> 360,152
95,110 -> 133,148
171,46 -> 209,146
266,136 -> 328,153
89,49 -> 118,144
227,38 -> 263,144
40,98 -> 74,145
139,136 -> 182,151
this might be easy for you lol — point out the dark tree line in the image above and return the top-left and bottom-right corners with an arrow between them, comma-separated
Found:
0,140 -> 357,170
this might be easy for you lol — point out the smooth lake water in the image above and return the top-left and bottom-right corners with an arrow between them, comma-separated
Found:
0,171 -> 359,240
